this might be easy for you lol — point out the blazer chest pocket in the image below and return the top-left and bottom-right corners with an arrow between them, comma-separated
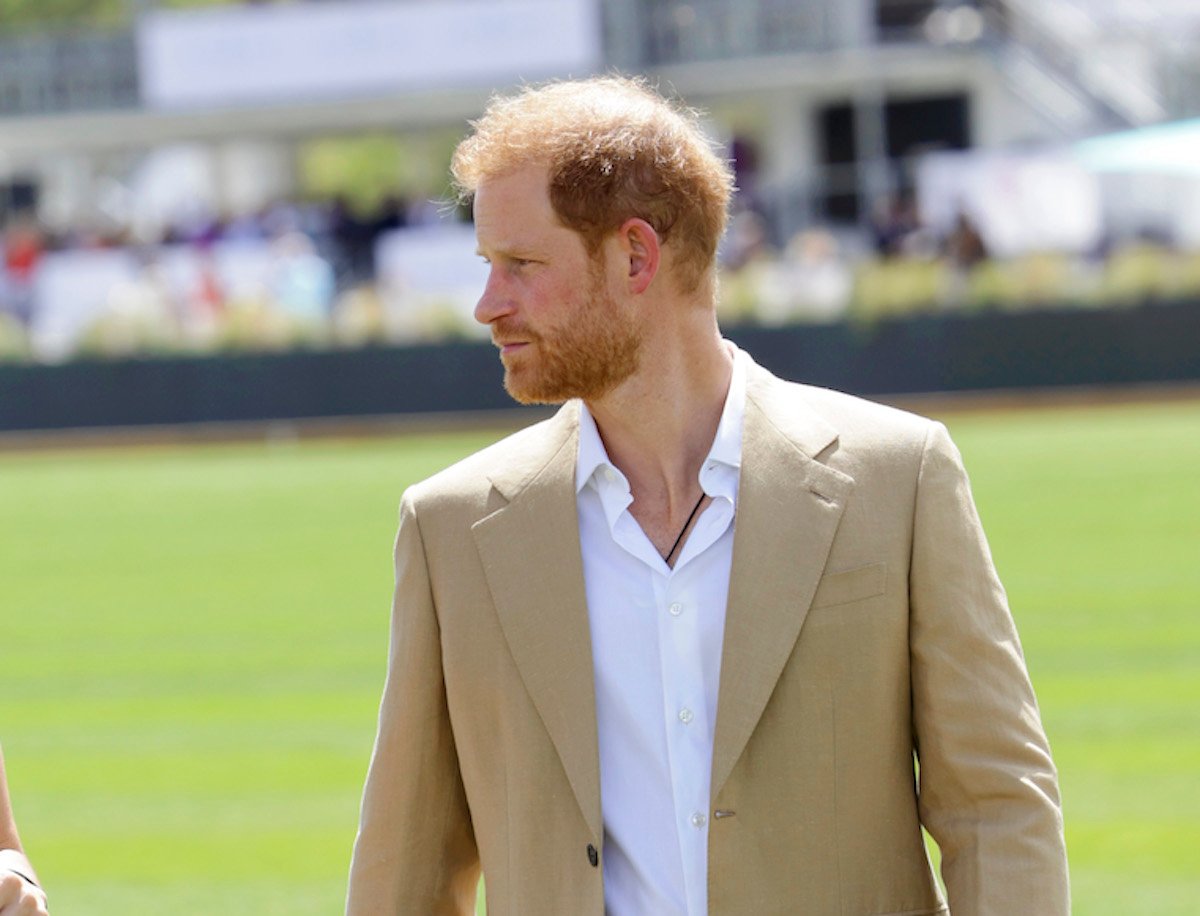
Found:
809,562 -> 887,610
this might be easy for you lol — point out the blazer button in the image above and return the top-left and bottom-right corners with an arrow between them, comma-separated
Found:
587,844 -> 599,867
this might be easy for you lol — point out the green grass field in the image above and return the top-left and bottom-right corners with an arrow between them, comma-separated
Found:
1,398 -> 1198,913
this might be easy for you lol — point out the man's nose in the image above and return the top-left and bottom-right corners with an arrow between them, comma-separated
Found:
473,269 -> 514,326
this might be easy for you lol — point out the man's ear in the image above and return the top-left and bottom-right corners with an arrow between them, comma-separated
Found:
617,218 -> 661,295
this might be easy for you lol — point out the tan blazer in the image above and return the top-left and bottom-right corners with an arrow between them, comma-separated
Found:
347,360 -> 1069,915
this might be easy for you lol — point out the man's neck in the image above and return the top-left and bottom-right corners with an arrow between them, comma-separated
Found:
585,330 -> 734,536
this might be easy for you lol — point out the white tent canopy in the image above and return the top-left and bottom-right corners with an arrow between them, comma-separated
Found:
1075,119 -> 1200,176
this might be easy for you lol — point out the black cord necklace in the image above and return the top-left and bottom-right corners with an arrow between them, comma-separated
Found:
663,492 -> 706,565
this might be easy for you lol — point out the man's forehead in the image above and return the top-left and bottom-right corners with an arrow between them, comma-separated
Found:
475,160 -> 551,195
474,218 -> 576,257
473,167 -> 573,248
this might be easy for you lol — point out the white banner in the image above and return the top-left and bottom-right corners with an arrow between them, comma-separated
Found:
139,0 -> 602,109
917,150 -> 1104,258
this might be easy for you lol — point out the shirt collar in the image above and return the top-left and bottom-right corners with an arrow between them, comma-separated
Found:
576,404 -> 621,495
575,344 -> 748,497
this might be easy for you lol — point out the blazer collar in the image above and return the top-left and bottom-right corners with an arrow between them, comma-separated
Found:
471,401 -> 604,841
710,361 -> 854,798
484,401 -> 580,502
470,362 -> 856,829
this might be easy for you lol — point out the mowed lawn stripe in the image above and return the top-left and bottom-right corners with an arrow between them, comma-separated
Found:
2,431 -> 503,912
946,400 -> 1200,912
1,400 -> 1197,913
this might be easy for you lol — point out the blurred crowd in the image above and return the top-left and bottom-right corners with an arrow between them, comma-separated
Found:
717,198 -> 1200,327
3,192 -> 1200,364
0,193 -> 462,362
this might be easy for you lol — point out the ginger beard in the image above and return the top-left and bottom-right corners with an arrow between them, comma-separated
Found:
496,261 -> 642,405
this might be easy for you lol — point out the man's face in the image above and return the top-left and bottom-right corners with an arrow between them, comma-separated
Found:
473,164 -> 641,405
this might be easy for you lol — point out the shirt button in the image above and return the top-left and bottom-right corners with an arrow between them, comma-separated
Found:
603,467 -> 616,483
691,812 -> 707,829
678,707 -> 694,725
668,602 -> 683,617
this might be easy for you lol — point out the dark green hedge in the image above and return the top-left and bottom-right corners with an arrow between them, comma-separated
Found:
3,300 -> 1198,432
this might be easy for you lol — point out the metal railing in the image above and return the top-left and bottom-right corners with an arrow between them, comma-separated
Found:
0,29 -> 139,116
603,0 -> 858,70
0,0 -> 1004,120
603,0 -> 955,70
1,0 -> 1192,127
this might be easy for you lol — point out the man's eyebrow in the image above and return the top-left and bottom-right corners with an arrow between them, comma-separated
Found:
476,244 -> 537,259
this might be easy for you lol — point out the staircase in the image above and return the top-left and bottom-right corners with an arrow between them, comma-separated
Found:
979,0 -> 1197,137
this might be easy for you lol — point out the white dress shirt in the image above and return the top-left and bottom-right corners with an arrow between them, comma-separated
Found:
576,348 -> 746,915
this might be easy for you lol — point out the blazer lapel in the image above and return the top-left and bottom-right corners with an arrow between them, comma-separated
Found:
471,403 -> 603,841
711,370 -> 855,799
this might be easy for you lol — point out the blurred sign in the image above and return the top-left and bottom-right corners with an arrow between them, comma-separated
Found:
138,0 -> 602,109
375,223 -> 489,332
919,121 -> 1200,254
30,249 -> 140,362
29,241 -> 280,362
917,150 -> 1104,257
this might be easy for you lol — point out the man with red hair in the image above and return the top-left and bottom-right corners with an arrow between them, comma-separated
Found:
348,76 -> 1068,915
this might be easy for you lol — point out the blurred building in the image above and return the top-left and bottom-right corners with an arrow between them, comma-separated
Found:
2,0 -> 1200,360
2,0 -> 1198,240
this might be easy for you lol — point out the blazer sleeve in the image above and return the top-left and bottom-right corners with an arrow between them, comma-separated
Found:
346,490 -> 480,915
908,422 -> 1069,915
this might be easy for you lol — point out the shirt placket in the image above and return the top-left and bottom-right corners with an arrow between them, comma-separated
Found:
655,561 -> 712,916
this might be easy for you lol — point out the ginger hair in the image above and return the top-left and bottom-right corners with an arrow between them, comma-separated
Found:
451,75 -> 734,294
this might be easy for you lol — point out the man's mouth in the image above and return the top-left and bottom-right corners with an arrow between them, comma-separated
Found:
494,339 -> 530,356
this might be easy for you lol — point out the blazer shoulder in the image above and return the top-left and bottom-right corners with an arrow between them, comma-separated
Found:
404,404 -> 577,512
797,383 -> 935,441
751,364 -> 937,456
